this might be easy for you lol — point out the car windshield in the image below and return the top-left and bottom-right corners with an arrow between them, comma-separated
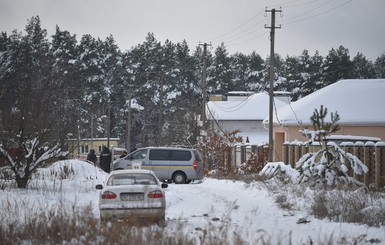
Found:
107,173 -> 157,186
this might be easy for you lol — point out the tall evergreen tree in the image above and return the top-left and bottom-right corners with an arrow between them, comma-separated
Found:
210,43 -> 233,94
308,50 -> 324,92
322,45 -> 352,85
75,34 -> 106,139
50,26 -> 79,147
374,53 -> 385,78
282,55 -> 301,100
351,52 -> 375,79
247,51 -> 265,91
230,52 -> 250,91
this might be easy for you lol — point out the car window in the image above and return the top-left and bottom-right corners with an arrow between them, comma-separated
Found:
108,173 -> 157,186
129,149 -> 147,160
171,150 -> 192,161
149,149 -> 170,160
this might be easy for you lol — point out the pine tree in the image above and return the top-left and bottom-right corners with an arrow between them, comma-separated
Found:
322,45 -> 352,85
297,106 -> 367,187
374,53 -> 385,78
210,43 -> 233,94
247,51 -> 265,91
351,52 -> 375,79
50,26 -> 80,147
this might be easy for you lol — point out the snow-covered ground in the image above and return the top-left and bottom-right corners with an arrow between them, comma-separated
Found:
0,160 -> 384,244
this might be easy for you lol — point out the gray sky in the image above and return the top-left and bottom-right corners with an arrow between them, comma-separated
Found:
0,0 -> 384,60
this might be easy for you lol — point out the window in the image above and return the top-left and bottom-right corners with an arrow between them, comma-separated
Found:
149,149 -> 170,160
130,149 -> 147,160
80,145 -> 89,154
108,173 -> 157,186
171,150 -> 191,161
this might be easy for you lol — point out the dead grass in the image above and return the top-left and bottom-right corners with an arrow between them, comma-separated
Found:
311,188 -> 385,226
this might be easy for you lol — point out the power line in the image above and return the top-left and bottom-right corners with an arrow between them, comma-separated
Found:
203,9 -> 265,43
281,0 -> 354,26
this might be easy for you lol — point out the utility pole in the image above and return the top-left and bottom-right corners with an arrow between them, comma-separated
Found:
126,92 -> 132,152
265,8 -> 281,162
107,104 -> 111,149
199,42 -> 211,137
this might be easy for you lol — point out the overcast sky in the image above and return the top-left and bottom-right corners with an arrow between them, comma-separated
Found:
1,0 -> 384,60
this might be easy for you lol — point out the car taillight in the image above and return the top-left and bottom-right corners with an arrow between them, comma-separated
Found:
193,160 -> 198,171
148,190 -> 163,198
101,191 -> 117,199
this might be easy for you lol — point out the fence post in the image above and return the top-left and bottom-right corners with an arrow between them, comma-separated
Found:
301,142 -> 309,159
240,145 -> 246,164
375,142 -> 385,191
292,140 -> 302,164
282,141 -> 289,165
288,142 -> 295,168
353,142 -> 365,182
363,142 -> 375,186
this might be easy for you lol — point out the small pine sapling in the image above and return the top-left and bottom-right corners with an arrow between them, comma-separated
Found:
297,105 -> 368,187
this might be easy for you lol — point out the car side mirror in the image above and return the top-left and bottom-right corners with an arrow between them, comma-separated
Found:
95,184 -> 103,190
161,183 -> 168,189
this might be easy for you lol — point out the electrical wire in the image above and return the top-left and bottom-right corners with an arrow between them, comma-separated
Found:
203,9 -> 265,43
209,94 -> 253,112
207,104 -> 234,141
281,0 -> 354,26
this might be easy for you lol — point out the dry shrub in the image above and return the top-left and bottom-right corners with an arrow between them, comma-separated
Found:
311,188 -> 385,226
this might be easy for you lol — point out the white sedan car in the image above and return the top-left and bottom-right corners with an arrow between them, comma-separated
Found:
96,169 -> 168,225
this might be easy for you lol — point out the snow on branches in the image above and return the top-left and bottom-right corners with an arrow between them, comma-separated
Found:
260,105 -> 368,187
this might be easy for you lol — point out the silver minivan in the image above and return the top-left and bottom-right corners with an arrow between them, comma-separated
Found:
113,147 -> 204,184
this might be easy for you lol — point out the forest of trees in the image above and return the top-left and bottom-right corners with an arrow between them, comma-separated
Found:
1,16 -> 385,152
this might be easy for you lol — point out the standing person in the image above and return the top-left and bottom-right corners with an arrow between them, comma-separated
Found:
87,149 -> 97,165
119,150 -> 128,158
100,146 -> 112,173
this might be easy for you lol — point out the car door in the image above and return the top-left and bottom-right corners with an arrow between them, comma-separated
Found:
148,149 -> 171,180
127,149 -> 148,169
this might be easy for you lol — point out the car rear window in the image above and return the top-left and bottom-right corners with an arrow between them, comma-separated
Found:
171,150 -> 192,161
108,173 -> 157,185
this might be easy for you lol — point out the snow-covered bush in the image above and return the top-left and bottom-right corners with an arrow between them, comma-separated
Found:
295,141 -> 367,186
261,105 -> 368,187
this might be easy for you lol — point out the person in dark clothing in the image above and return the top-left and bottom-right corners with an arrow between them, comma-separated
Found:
119,150 -> 128,158
99,146 -> 112,173
87,149 -> 97,165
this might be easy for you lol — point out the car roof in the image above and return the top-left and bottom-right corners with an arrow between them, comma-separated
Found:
109,169 -> 155,175
137,146 -> 195,151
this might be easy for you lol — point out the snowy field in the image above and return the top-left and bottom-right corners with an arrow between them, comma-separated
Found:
0,160 -> 384,244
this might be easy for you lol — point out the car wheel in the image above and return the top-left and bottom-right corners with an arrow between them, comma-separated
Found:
172,172 -> 186,184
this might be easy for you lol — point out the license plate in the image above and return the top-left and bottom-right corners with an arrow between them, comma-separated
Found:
120,193 -> 144,201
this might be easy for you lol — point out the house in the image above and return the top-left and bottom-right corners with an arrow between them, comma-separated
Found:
67,138 -> 121,160
264,79 -> 385,161
206,91 -> 290,145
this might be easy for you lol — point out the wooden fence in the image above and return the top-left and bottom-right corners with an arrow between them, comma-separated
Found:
231,141 -> 385,190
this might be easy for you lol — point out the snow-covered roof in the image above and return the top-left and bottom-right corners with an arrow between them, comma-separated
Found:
268,79 -> 385,126
207,92 -> 289,121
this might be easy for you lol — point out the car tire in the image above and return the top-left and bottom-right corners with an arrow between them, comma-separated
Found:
172,172 -> 186,184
